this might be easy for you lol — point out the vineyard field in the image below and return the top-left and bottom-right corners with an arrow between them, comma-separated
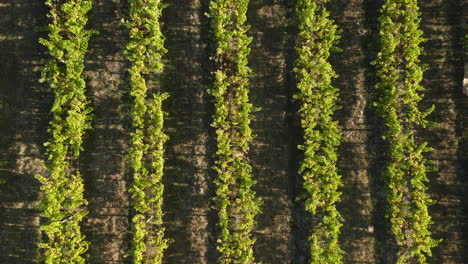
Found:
0,0 -> 466,263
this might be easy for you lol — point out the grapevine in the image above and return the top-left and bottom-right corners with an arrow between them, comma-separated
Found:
294,1 -> 344,263
373,0 -> 439,263
207,0 -> 262,263
36,0 -> 95,263
123,0 -> 169,263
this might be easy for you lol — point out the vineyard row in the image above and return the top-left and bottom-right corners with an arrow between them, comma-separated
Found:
373,0 -> 439,263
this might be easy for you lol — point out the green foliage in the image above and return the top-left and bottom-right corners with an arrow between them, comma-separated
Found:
294,1 -> 343,263
36,0 -> 94,262
123,0 -> 169,263
373,0 -> 439,263
207,0 -> 262,263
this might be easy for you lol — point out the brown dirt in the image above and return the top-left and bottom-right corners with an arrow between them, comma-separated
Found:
419,1 -> 467,263
0,1 -> 48,263
81,0 -> 129,263
160,0 -> 216,263
330,0 -> 380,263
247,1 -> 295,263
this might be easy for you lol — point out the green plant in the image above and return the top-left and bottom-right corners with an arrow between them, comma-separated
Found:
36,0 -> 95,263
294,1 -> 343,263
373,0 -> 439,263
123,0 -> 169,263
207,0 -> 262,263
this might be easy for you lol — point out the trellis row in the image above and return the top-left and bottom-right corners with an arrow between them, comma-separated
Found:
373,0 -> 439,263
208,0 -> 262,263
124,0 -> 169,263
36,0 -> 95,263
294,0 -> 344,263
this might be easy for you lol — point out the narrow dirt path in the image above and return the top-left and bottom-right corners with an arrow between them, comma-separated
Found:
161,0 -> 216,263
0,1 -> 47,263
81,1 -> 129,263
330,0 -> 379,263
420,0 -> 467,263
247,1 -> 295,263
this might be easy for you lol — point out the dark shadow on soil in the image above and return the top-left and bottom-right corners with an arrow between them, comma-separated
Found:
329,0 -> 387,263
282,1 -> 312,263
361,0 -> 399,263
419,1 -> 467,263
247,0 -> 296,263
455,1 -> 468,260
448,0 -> 468,261
81,1 -> 130,263
161,0 -> 217,263
0,1 -> 49,263
199,0 -> 221,262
